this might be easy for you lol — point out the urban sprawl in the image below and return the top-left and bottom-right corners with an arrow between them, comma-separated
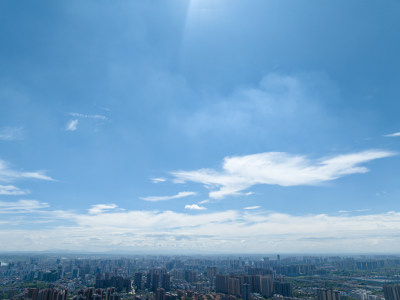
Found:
1,255 -> 400,300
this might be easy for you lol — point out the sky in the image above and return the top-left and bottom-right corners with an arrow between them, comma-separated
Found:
1,0 -> 400,253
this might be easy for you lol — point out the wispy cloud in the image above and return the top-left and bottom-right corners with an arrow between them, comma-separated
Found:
69,112 -> 108,120
0,159 -> 54,182
65,119 -> 78,131
198,199 -> 210,204
384,132 -> 400,137
0,200 -> 49,213
339,209 -> 371,214
140,191 -> 197,202
173,73 -> 325,138
172,150 -> 396,199
0,127 -> 24,140
0,184 -> 29,195
65,112 -> 108,132
89,203 -> 119,214
151,177 -> 167,183
19,172 -> 54,181
244,206 -> 261,210
185,204 -> 207,210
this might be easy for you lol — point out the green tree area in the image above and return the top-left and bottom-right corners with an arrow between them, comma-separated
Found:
18,281 -> 49,289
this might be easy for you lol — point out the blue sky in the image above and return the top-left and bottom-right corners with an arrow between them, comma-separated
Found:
1,0 -> 400,253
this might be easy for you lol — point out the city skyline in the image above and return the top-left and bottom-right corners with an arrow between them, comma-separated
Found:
1,0 -> 400,252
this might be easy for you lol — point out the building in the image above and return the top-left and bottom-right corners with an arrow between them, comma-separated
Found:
317,288 -> 340,300
134,272 -> 142,290
228,277 -> 241,296
261,275 -> 273,298
384,285 -> 400,300
207,267 -> 218,278
156,288 -> 166,300
161,274 -> 171,291
216,275 -> 228,294
242,284 -> 250,300
273,281 -> 292,297
184,270 -> 197,283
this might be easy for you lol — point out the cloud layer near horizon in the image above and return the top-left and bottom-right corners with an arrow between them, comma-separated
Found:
172,150 -> 395,199
0,201 -> 400,253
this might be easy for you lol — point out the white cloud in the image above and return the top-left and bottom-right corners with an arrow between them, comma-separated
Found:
0,159 -> 54,182
384,132 -> 400,137
140,191 -> 197,202
244,206 -> 261,210
172,150 -> 395,199
0,127 -> 24,140
172,178 -> 186,184
65,113 -> 108,132
66,119 -> 78,131
339,209 -> 370,214
1,206 -> 400,253
151,177 -> 167,183
19,171 -> 54,181
89,203 -> 119,214
185,204 -> 207,210
198,199 -> 210,204
0,184 -> 29,195
69,112 -> 107,120
0,200 -> 49,213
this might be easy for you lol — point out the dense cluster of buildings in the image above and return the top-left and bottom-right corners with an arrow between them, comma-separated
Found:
14,288 -> 68,300
1,255 -> 399,300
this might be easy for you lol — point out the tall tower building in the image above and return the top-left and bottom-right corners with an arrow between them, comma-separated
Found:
156,288 -> 166,300
134,272 -> 142,290
273,281 -> 292,297
261,275 -> 273,298
216,275 -> 228,294
250,275 -> 261,294
228,277 -> 240,296
242,284 -> 250,300
383,285 -> 400,300
207,267 -> 217,279
161,274 -> 171,291
151,273 -> 160,292
317,288 -> 340,300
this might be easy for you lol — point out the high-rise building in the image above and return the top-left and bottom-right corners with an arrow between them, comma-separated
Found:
184,270 -> 197,283
156,288 -> 166,300
134,272 -> 142,290
151,273 -> 160,292
249,275 -> 261,294
273,281 -> 292,297
207,267 -> 217,279
317,288 -> 340,300
106,288 -> 115,300
242,284 -> 250,300
27,288 -> 39,300
228,277 -> 241,296
383,285 -> 400,300
161,274 -> 171,291
216,274 -> 228,293
145,273 -> 151,289
261,275 -> 273,298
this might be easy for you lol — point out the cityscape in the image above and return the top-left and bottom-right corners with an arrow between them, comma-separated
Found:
1,254 -> 400,300
1,1 -> 400,300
